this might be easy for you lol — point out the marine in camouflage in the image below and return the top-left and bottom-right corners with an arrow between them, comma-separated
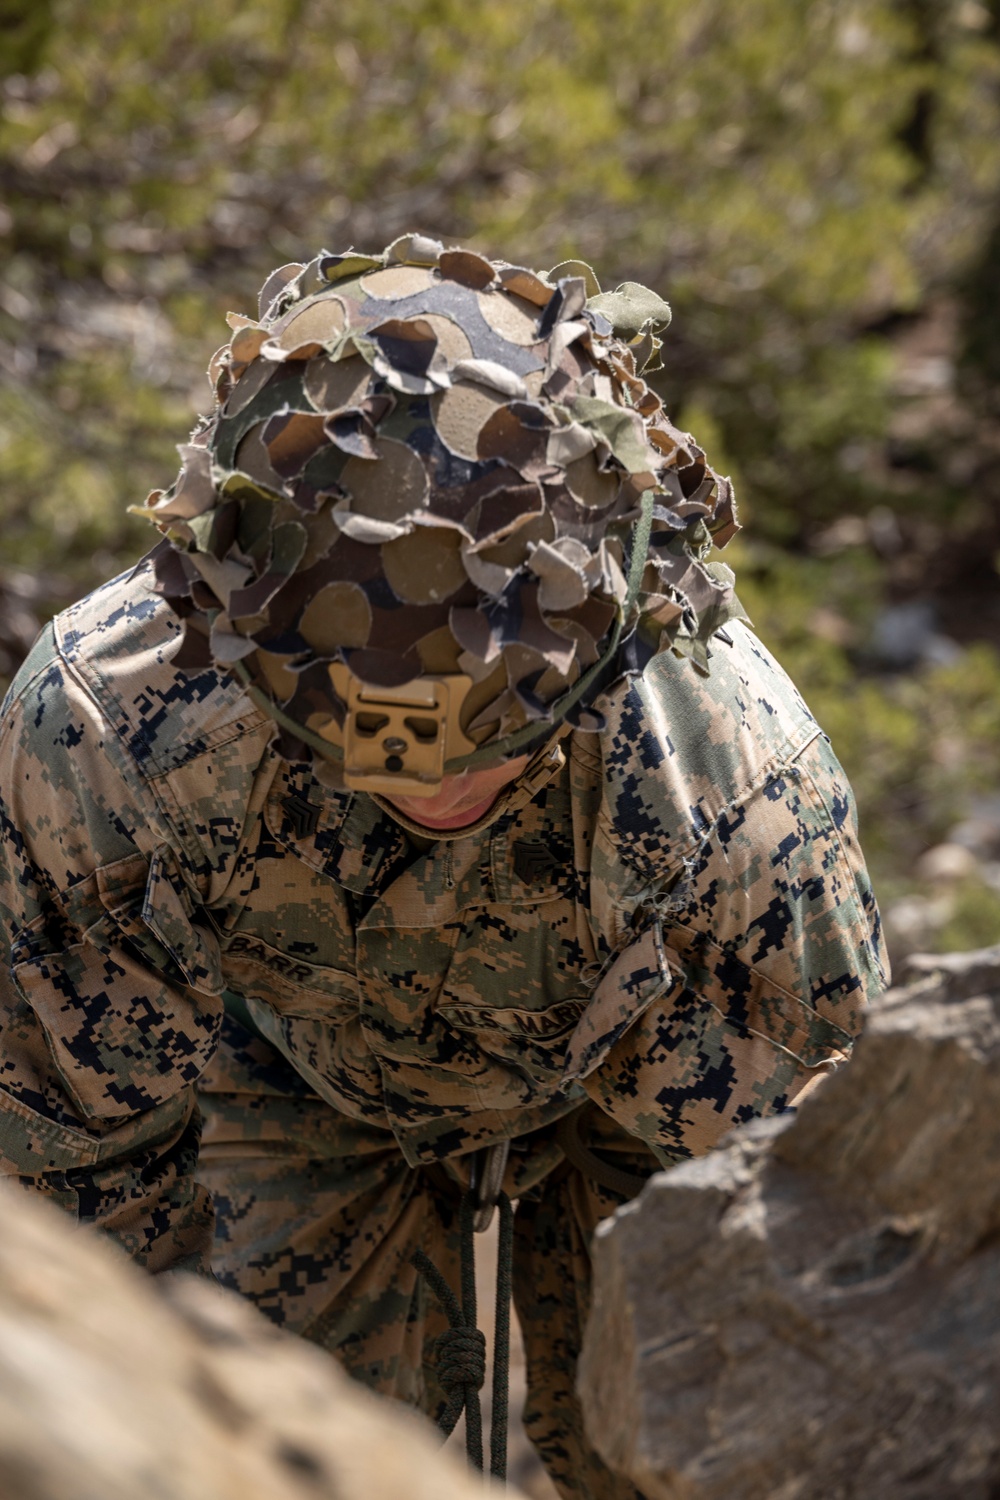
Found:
0,239 -> 887,1498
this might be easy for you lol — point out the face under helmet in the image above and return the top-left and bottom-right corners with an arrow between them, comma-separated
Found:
137,233 -> 741,796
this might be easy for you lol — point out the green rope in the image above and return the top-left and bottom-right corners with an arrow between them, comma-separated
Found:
412,1188 -> 514,1482
490,1192 -> 514,1481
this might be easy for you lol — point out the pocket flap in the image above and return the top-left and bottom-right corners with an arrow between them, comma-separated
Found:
562,918 -> 681,1083
0,1084 -> 102,1170
12,852 -> 223,1120
139,848 -> 223,994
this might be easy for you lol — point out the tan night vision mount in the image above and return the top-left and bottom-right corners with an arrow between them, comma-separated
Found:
323,665 -> 479,796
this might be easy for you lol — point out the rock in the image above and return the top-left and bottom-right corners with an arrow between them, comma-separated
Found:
883,890 -> 949,958
868,600 -> 960,670
0,1180 -> 510,1500
949,796 -> 1000,862
579,945 -> 1000,1500
915,841 -> 980,884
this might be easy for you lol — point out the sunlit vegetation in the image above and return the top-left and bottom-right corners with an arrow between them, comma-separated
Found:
3,0 -> 1000,957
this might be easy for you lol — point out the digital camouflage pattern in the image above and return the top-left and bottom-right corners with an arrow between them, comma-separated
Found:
134,235 -> 740,771
0,565 -> 885,1248
198,1013 -> 657,1499
0,561 -> 887,1495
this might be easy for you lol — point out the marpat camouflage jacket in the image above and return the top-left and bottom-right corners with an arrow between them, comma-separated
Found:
0,564 -> 887,1271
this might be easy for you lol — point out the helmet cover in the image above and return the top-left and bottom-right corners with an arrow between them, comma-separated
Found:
137,234 -> 740,781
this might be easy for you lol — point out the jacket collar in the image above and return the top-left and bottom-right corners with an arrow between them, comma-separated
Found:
264,748 -> 578,918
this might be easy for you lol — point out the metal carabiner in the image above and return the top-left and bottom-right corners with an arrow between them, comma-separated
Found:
468,1139 -> 511,1233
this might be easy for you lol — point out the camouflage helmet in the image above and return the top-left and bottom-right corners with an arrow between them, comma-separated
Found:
137,233 -> 740,794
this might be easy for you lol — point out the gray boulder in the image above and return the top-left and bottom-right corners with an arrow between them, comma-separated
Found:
579,946 -> 1000,1500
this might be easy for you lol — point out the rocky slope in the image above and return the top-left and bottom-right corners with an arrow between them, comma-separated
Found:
579,946 -> 1000,1500
0,1179 -> 511,1500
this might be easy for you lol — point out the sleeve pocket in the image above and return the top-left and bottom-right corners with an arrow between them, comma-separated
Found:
11,849 -> 223,1121
563,916 -> 855,1090
666,924 -> 856,1068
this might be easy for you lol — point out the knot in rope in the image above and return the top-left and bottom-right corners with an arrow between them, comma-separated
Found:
435,1325 -> 486,1392
410,1186 -> 513,1480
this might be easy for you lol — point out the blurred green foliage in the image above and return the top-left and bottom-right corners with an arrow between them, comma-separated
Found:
937,877 -> 1000,952
3,0 -> 1000,955
0,0 -> 54,78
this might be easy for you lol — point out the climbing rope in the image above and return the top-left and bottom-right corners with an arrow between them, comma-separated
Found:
412,1109 -> 656,1483
412,1187 -> 514,1480
490,1188 -> 513,1481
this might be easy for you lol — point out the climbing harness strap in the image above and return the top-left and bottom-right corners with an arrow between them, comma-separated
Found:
554,1107 -> 655,1200
470,1138 -> 510,1233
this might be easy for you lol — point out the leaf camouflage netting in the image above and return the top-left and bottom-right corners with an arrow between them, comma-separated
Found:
135,233 -> 742,768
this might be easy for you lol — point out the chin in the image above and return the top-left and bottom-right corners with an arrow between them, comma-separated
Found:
391,795 -> 496,829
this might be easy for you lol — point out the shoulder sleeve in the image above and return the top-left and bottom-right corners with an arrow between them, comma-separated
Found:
0,626 -> 222,1272
567,626 -> 888,1164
